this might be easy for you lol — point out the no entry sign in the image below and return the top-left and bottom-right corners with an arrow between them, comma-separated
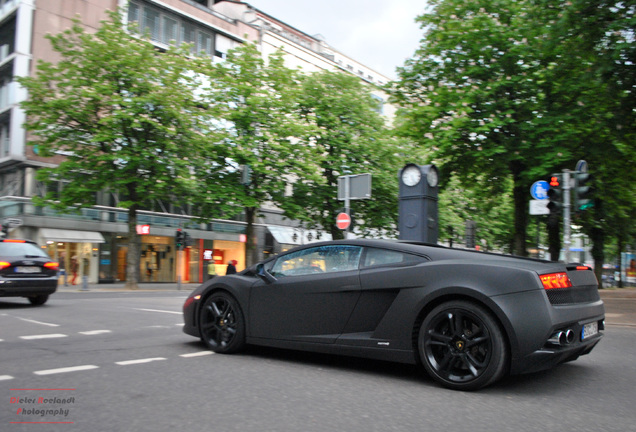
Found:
336,212 -> 351,230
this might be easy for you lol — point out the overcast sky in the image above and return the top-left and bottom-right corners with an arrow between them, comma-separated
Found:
246,0 -> 427,79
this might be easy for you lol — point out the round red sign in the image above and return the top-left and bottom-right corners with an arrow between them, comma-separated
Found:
336,212 -> 351,230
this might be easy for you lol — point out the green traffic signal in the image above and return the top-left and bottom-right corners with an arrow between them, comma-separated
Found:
573,171 -> 593,212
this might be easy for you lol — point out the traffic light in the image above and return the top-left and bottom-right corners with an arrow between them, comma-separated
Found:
184,231 -> 193,247
573,171 -> 593,212
547,174 -> 563,215
175,229 -> 184,250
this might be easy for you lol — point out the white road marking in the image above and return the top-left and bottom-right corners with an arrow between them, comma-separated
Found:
115,357 -> 166,366
78,330 -> 112,335
133,308 -> 181,315
34,365 -> 99,376
179,351 -> 214,358
20,334 -> 68,340
14,317 -> 60,327
0,375 -> 14,381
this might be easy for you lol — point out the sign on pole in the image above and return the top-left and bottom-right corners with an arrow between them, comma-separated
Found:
336,212 -> 351,230
530,181 -> 550,200
529,199 -> 550,215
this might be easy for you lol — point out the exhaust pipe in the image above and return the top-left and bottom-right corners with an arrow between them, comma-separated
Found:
548,329 -> 575,346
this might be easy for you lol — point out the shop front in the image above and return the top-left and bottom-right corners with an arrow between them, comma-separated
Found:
36,228 -> 105,286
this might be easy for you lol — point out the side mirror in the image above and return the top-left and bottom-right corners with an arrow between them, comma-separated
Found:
256,263 -> 277,284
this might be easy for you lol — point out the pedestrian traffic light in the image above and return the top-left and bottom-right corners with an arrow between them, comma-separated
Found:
573,171 -> 593,212
175,229 -> 184,250
547,174 -> 563,214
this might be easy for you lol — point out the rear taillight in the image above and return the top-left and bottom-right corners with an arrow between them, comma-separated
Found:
540,272 -> 573,289
0,261 -> 10,270
44,262 -> 59,270
2,239 -> 25,243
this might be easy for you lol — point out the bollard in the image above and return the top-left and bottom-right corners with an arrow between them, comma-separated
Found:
81,275 -> 89,291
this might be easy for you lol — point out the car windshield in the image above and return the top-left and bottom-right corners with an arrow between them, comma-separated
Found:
0,242 -> 50,258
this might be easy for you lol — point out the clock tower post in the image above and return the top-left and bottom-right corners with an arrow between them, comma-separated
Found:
398,164 -> 439,243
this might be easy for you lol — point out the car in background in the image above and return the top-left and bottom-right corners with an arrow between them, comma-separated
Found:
183,239 -> 605,390
0,239 -> 59,305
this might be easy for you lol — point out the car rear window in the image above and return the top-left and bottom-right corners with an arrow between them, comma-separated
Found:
0,242 -> 50,258
362,247 -> 428,268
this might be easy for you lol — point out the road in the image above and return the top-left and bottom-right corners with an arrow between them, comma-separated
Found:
1,290 -> 635,432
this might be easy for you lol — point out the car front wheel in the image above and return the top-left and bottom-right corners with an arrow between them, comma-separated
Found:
28,295 -> 49,306
199,292 -> 246,354
418,300 -> 508,391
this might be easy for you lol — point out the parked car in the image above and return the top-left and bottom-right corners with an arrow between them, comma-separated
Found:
183,239 -> 604,390
0,239 -> 59,305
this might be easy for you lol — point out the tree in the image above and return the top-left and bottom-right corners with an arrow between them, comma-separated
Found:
292,70 -> 402,239
392,0 -> 577,256
18,12 -> 226,289
197,43 -> 319,265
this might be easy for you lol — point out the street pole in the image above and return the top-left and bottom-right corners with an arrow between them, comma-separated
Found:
344,176 -> 350,239
563,170 -> 572,263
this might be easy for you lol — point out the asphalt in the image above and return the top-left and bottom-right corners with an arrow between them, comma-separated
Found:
56,282 -> 636,327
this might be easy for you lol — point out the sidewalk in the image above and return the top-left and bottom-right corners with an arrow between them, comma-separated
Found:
57,281 -> 195,293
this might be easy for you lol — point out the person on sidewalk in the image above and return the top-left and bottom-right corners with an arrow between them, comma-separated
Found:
207,261 -> 216,281
58,252 -> 68,286
70,256 -> 79,285
226,260 -> 237,275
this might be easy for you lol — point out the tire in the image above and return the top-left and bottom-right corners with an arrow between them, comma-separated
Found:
28,295 -> 49,306
198,292 -> 246,354
418,300 -> 508,391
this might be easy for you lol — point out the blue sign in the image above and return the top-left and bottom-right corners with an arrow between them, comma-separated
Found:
531,180 -> 550,200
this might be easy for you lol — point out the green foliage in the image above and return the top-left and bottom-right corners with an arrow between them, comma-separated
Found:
17,11 -> 230,287
392,0 -> 635,257
293,71 -> 402,239
196,43 -> 320,263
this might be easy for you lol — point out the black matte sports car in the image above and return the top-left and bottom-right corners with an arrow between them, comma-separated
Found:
183,239 -> 604,390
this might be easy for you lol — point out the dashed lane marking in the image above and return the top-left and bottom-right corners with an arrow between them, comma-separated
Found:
179,351 -> 214,358
78,330 -> 112,335
115,357 -> 167,366
20,334 -> 68,340
0,375 -> 14,381
14,317 -> 60,327
133,308 -> 182,315
34,365 -> 99,376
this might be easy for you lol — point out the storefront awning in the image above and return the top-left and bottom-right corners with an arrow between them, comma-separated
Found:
267,225 -> 331,246
39,228 -> 105,243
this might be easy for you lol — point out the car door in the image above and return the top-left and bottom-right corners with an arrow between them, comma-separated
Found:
249,245 -> 362,344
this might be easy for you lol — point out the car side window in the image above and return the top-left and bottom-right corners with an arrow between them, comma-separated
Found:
362,247 -> 427,268
271,245 -> 362,277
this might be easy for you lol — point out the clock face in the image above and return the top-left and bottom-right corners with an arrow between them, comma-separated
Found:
401,165 -> 421,187
426,166 -> 439,187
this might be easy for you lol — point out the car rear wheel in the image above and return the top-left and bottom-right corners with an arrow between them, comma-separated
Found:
418,300 -> 508,391
28,295 -> 49,306
199,292 -> 245,354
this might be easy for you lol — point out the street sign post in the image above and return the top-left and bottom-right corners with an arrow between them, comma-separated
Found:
530,199 -> 550,215
336,212 -> 351,230
530,181 -> 550,200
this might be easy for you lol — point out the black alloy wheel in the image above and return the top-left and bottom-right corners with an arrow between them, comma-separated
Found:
28,295 -> 49,306
418,300 -> 508,391
199,292 -> 245,353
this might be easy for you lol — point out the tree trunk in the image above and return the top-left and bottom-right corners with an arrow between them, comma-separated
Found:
590,225 -> 604,289
125,205 -> 140,289
512,168 -> 528,257
617,234 -> 624,288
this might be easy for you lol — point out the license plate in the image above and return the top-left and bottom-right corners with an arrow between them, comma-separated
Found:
582,321 -> 599,340
15,266 -> 41,274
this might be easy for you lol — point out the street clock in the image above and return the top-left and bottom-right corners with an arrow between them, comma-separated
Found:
398,164 -> 439,243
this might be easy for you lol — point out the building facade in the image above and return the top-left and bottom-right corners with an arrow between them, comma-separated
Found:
0,0 -> 392,285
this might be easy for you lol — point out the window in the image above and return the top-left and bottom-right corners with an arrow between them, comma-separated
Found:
128,1 -> 222,58
271,245 -> 362,277
362,248 -> 427,268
